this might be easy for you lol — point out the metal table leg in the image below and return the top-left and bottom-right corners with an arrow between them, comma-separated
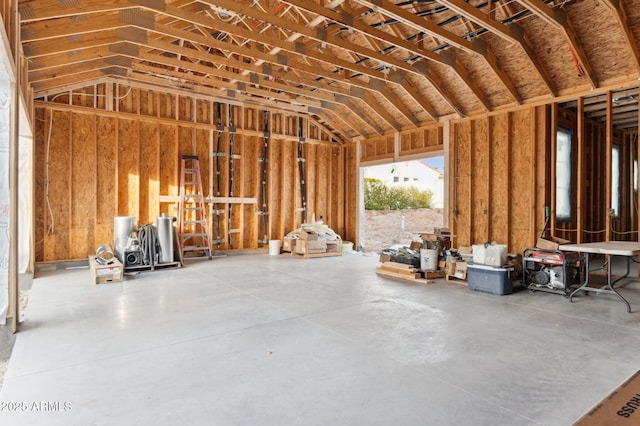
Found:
570,253 -> 632,312
608,255 -> 632,313
569,253 -> 590,303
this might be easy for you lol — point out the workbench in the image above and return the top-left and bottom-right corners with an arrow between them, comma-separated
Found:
559,241 -> 640,313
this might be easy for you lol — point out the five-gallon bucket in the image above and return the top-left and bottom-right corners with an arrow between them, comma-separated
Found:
420,248 -> 439,271
269,240 -> 281,255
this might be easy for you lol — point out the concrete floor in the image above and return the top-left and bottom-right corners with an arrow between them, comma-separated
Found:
1,253 -> 640,425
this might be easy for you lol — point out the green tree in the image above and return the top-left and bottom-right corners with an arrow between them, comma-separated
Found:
364,179 -> 433,210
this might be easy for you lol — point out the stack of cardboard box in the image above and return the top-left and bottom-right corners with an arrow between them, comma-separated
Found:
282,224 -> 343,258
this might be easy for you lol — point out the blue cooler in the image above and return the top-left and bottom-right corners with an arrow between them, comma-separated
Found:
467,263 -> 514,295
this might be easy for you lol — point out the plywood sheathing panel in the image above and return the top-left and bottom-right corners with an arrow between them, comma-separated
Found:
316,144 -> 330,224
400,126 -> 442,156
282,139 -> 297,233
70,113 -> 97,259
535,105 -> 550,241
490,112 -> 510,245
509,109 -> 534,250
35,100 -> 348,261
117,119 -> 140,218
34,108 -> 46,262
159,124 -> 178,218
515,16 -> 586,94
159,92 -> 176,120
268,138 -> 282,241
242,136 -> 259,248
331,145 -> 344,235
139,90 -> 157,117
195,129 -> 210,199
196,99 -> 210,125
95,116 -> 117,250
454,50 -> 513,111
344,144 -> 358,245
568,0 -> 636,84
471,118 -> 489,244
627,0 -> 640,45
453,120 -> 472,246
139,122 -> 160,225
306,143 -> 317,223
44,110 -> 71,261
230,134 -> 243,249
405,73 -> 455,119
482,33 -> 550,100
117,86 -> 139,115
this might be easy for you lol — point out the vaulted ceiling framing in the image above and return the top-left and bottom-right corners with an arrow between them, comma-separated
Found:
19,0 -> 640,139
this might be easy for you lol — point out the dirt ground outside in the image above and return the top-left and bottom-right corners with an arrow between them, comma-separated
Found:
363,208 -> 444,254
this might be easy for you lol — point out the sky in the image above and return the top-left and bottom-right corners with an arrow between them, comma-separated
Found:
422,156 -> 444,172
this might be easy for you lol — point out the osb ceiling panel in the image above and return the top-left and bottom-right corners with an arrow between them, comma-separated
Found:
20,0 -> 640,139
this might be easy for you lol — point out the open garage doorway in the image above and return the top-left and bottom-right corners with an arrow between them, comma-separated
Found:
359,156 -> 445,254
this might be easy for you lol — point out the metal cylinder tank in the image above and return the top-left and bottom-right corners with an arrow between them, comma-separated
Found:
156,213 -> 174,263
114,216 -> 137,263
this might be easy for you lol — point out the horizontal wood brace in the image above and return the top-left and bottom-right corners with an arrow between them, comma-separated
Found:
161,195 -> 257,204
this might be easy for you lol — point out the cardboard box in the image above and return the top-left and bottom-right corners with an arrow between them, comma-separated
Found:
379,253 -> 391,263
573,370 -> 640,426
295,239 -> 327,254
410,241 -> 423,250
454,261 -> 468,280
536,236 -> 571,251
283,237 -> 296,252
445,261 -> 457,276
299,228 -> 319,241
420,233 -> 438,242
325,241 -> 340,253
434,227 -> 450,235
89,255 -> 123,284
458,246 -> 473,255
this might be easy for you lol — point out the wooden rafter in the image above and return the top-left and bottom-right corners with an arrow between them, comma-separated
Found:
193,0 -> 424,125
352,0 -> 521,103
435,0 -> 555,95
281,0 -> 481,114
517,0 -> 597,89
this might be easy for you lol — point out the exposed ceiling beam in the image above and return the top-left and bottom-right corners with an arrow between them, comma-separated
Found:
192,0 -> 424,126
23,31 -> 120,58
19,0 -> 132,22
280,0 -> 485,113
516,0 -> 596,89
435,0 -> 555,95
352,0 -> 521,103
21,12 -> 124,42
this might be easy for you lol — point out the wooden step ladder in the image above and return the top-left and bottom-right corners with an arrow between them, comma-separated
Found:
178,155 -> 212,261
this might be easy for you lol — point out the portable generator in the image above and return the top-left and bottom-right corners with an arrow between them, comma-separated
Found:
523,248 -> 583,296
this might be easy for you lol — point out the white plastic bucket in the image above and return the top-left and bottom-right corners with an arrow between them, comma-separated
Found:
268,240 -> 281,255
342,241 -> 353,252
420,248 -> 439,271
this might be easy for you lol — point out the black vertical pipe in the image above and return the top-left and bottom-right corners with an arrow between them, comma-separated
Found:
298,117 -> 307,224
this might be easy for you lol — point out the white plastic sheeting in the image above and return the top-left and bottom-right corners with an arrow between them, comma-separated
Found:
0,85 -> 31,325
0,79 -> 9,324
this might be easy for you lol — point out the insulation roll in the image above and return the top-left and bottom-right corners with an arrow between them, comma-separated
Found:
156,213 -> 174,263
114,216 -> 137,263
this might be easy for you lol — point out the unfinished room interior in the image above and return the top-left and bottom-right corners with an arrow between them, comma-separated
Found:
2,0 -> 640,424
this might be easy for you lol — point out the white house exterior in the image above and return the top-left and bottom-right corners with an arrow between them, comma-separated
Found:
364,160 -> 444,209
